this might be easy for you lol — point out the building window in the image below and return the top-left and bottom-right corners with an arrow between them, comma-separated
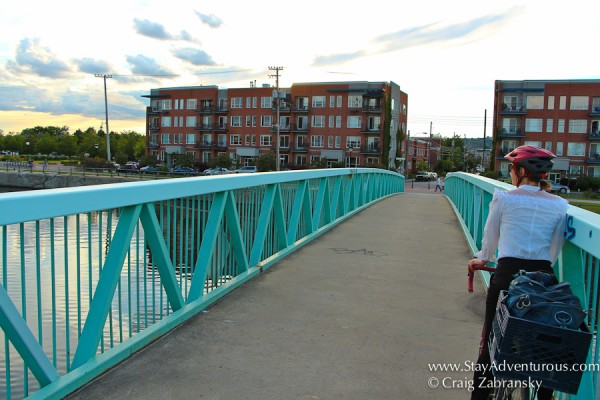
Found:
556,142 -> 563,156
173,133 -> 183,144
559,96 -> 567,110
524,141 -> 542,148
568,120 -> 587,133
231,97 -> 243,108
544,142 -> 552,152
246,97 -> 251,108
311,116 -> 325,128
570,96 -> 589,110
347,116 -> 362,128
295,155 -> 307,166
280,135 -> 289,148
546,119 -> 553,133
345,156 -> 359,167
525,118 -> 542,132
569,165 -> 584,176
230,135 -> 241,145
186,134 -> 196,144
336,96 -> 342,107
526,96 -> 543,110
311,135 -> 324,147
161,116 -> 171,127
186,99 -> 197,110
348,95 -> 362,108
329,96 -> 335,108
567,142 -> 585,156
312,96 -> 326,108
161,100 -> 172,110
231,116 -> 242,127
245,116 -> 250,127
328,116 -> 334,128
547,96 -> 554,110
335,116 -> 341,128
161,133 -> 170,144
261,115 -> 272,127
186,116 -> 197,127
327,135 -> 333,148
502,118 -> 519,133
346,136 -> 361,149
558,119 -> 565,133
504,96 -> 521,110
260,135 -> 272,146
261,97 -> 272,108
588,166 -> 600,177
335,136 -> 341,148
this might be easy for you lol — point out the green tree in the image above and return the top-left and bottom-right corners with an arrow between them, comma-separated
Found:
57,135 -> 78,159
256,153 -> 276,172
209,154 -> 233,169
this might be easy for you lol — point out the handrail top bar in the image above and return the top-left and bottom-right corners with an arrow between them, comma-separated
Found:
447,172 -> 600,259
0,168 -> 401,225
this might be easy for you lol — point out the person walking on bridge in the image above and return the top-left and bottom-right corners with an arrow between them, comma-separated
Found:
435,176 -> 443,192
467,145 -> 568,400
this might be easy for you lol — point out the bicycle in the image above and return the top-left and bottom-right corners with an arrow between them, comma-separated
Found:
468,265 -> 592,399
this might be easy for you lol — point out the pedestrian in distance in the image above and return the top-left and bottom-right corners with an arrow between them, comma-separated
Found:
435,176 -> 443,192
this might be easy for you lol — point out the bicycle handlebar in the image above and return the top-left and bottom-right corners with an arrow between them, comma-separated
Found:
468,264 -> 497,293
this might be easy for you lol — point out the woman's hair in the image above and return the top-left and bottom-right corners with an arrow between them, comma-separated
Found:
539,179 -> 551,192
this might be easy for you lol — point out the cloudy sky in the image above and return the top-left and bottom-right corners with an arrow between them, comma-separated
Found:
1,0 -> 599,138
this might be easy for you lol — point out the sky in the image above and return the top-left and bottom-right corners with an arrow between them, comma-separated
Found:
1,0 -> 599,139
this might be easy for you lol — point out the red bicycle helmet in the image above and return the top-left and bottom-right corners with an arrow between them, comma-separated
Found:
504,145 -> 555,179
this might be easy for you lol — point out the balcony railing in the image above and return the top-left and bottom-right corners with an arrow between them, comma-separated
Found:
148,142 -> 160,149
196,141 -> 213,149
586,153 -> 600,163
291,105 -> 310,113
361,126 -> 381,134
270,125 -> 291,133
497,148 -> 516,158
291,124 -> 309,132
362,105 -> 382,113
588,132 -> 600,140
496,127 -> 524,137
292,146 -> 308,152
360,145 -> 381,154
500,103 -> 527,114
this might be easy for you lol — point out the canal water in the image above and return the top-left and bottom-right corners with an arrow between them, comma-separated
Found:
0,188 -> 179,399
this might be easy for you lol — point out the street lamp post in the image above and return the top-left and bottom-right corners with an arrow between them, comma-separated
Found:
95,74 -> 112,161
268,66 -> 284,171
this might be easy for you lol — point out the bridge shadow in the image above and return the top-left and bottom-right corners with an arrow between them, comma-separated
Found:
67,193 -> 485,400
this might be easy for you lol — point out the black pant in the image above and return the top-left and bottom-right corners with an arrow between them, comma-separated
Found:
470,258 -> 554,400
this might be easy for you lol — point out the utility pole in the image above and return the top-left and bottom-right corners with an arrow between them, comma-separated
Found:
429,121 -> 432,137
268,66 -> 284,171
483,109 -> 487,170
95,74 -> 112,161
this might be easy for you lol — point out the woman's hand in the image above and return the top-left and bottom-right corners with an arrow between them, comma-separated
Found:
468,258 -> 487,274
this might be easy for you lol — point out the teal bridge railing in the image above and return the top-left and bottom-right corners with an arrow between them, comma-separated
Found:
445,172 -> 600,400
0,168 -> 403,399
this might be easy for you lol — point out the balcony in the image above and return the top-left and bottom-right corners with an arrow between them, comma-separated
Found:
196,123 -> 213,132
500,103 -> 527,115
362,105 -> 383,113
360,145 -> 381,154
213,142 -> 228,151
361,126 -> 381,135
270,125 -> 291,133
291,124 -> 309,133
589,106 -> 600,117
214,106 -> 228,113
291,105 -> 310,113
148,124 -> 160,132
195,141 -> 213,149
292,146 -> 308,152
586,153 -> 600,163
497,148 -> 516,158
496,127 -> 524,138
148,142 -> 160,149
214,123 -> 228,132
588,132 -> 600,140
196,105 -> 214,114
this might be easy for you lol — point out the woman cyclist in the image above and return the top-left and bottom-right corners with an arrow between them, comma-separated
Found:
469,145 -> 568,400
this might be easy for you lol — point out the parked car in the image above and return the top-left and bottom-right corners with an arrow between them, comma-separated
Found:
203,167 -> 232,176
235,166 -> 258,173
140,165 -> 160,173
549,181 -> 570,194
415,172 -> 431,181
117,164 -> 139,173
170,167 -> 197,175
427,172 -> 438,180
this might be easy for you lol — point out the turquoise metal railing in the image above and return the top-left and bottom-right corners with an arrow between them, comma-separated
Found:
0,168 -> 403,399
445,172 -> 600,400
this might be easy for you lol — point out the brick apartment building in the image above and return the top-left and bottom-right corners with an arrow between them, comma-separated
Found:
143,81 -> 408,169
493,79 -> 600,182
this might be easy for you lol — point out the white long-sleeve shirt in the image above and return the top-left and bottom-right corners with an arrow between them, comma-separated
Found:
475,185 -> 568,264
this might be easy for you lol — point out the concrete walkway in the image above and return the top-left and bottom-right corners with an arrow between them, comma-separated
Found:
67,193 -> 486,400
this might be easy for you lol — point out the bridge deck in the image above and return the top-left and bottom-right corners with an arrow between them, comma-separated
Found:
66,193 -> 484,400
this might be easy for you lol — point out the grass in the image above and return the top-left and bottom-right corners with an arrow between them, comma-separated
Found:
569,203 -> 600,214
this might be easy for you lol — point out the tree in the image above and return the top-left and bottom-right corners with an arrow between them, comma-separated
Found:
256,153 -> 276,172
209,154 -> 232,169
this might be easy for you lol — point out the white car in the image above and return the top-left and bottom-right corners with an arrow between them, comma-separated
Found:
235,166 -> 258,173
549,181 -> 570,194
203,167 -> 232,176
